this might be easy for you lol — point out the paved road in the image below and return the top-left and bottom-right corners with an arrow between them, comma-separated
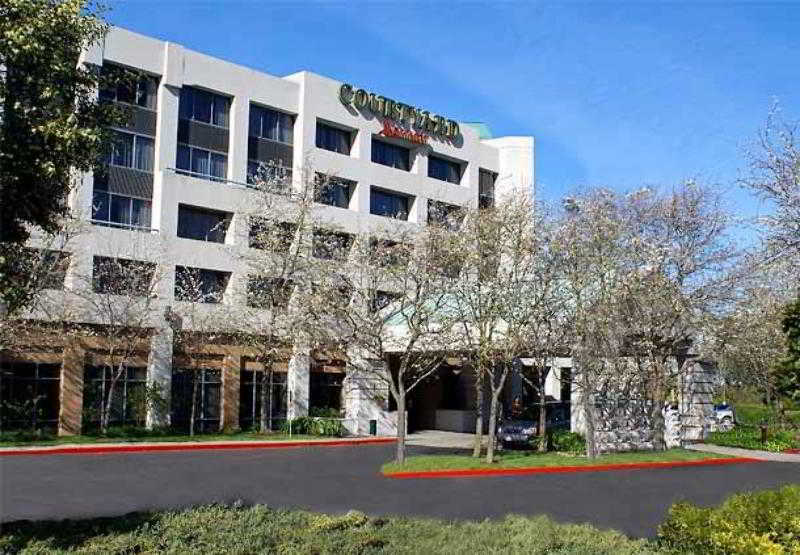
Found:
1,444 -> 798,538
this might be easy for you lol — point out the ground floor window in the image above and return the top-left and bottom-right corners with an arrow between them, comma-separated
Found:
82,366 -> 147,430
309,372 -> 344,415
239,370 -> 287,431
171,368 -> 221,434
0,361 -> 61,432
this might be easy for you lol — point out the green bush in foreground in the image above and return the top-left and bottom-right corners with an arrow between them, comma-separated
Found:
707,427 -> 799,452
0,505 -> 657,554
658,484 -> 800,554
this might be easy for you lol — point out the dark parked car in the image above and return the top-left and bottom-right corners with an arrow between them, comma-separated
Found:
496,402 -> 570,449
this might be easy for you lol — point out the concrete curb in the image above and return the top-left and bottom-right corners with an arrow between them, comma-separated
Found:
0,437 -> 396,457
383,456 -> 761,479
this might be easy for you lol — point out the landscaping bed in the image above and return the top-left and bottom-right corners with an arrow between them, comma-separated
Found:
0,504 -> 659,554
4,485 -> 798,553
706,427 -> 800,453
381,448 -> 733,475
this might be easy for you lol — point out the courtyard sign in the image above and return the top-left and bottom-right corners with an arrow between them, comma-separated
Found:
338,83 -> 460,142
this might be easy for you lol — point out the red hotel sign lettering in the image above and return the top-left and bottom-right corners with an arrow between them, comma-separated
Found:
379,120 -> 428,145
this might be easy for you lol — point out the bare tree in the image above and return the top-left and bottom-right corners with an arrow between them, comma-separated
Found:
510,206 -> 571,451
711,256 -> 797,408
555,189 -> 630,458
741,108 -> 800,260
71,249 -> 164,434
447,189 -> 544,463
233,162 -> 342,433
316,223 -> 458,464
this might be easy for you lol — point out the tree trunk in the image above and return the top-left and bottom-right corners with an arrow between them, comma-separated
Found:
651,376 -> 666,451
485,390 -> 500,463
396,393 -> 406,464
537,390 -> 547,452
260,370 -> 269,433
101,363 -> 125,435
581,365 -> 598,458
189,374 -> 198,437
472,370 -> 484,458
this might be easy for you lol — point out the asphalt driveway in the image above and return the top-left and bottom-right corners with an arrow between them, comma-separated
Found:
1,443 -> 797,538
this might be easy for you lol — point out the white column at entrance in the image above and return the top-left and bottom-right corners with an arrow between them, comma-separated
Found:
146,325 -> 173,428
287,344 -> 310,419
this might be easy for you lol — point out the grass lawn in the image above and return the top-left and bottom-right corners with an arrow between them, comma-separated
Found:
0,504 -> 660,554
382,448 -> 732,475
0,431 -> 321,448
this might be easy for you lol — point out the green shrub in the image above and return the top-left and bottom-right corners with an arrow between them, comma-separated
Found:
659,484 -> 800,554
280,416 -> 345,437
549,430 -> 586,454
707,427 -> 798,452
309,407 -> 343,418
0,504 -> 659,554
0,429 -> 57,443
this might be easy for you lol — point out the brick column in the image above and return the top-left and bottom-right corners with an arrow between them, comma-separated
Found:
221,354 -> 241,432
59,342 -> 85,436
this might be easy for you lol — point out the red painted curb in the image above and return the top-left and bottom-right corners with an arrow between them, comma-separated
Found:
783,448 -> 800,454
384,457 -> 762,479
0,437 -> 396,457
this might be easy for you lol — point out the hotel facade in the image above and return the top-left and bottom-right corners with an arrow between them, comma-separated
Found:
0,26 -> 539,438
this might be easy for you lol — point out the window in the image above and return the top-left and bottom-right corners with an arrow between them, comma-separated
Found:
106,130 -> 155,172
479,169 -> 497,209
99,64 -> 158,110
0,361 -> 60,432
427,200 -> 464,231
560,368 -> 572,403
171,367 -> 221,434
249,219 -> 296,252
10,249 -> 69,290
92,256 -> 155,296
240,369 -> 287,431
177,205 -> 231,243
312,230 -> 353,261
249,105 -> 293,144
316,122 -> 351,155
372,290 -> 401,312
82,366 -> 147,429
176,144 -> 227,182
175,266 -> 230,303
314,174 -> 354,209
92,191 -> 152,230
310,372 -> 344,413
246,160 -> 292,189
428,155 -> 462,184
179,86 -> 230,128
371,139 -> 410,171
369,239 -> 410,268
247,277 -> 293,309
370,188 -> 411,220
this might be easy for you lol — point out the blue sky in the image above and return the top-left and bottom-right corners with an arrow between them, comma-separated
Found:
108,1 -> 800,223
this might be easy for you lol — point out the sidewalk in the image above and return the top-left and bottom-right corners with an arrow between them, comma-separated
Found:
0,436 -> 395,456
686,443 -> 800,462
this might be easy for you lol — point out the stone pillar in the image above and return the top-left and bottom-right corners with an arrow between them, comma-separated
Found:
221,354 -> 241,431
146,326 -> 173,429
59,342 -> 85,436
679,360 -> 715,443
287,344 -> 310,419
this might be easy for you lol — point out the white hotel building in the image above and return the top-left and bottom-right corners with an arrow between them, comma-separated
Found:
1,26 -> 537,437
